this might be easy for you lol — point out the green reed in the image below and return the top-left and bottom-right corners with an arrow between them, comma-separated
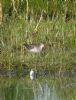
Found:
0,15 -> 76,72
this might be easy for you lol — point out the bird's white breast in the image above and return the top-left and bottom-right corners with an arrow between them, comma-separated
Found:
30,47 -> 40,53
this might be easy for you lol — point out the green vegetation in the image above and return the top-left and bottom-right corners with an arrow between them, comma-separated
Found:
0,1 -> 76,100
0,0 -> 76,72
2,0 -> 76,21
0,17 -> 76,72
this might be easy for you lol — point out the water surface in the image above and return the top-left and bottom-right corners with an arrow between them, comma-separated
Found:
0,75 -> 76,100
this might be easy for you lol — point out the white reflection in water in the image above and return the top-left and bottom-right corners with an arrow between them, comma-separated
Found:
33,83 -> 57,100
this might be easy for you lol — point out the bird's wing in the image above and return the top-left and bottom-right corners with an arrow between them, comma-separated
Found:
24,44 -> 35,49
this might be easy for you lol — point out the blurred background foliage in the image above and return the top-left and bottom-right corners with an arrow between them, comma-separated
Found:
0,0 -> 76,71
2,0 -> 76,21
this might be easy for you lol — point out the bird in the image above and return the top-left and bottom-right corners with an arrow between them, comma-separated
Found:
30,69 -> 35,80
24,43 -> 44,53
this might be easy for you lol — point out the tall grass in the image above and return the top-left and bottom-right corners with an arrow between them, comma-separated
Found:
0,16 -> 76,72
0,0 -> 76,72
0,0 -> 2,24
2,0 -> 76,20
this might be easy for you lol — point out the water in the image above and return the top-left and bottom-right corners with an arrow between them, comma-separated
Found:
0,76 -> 76,100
